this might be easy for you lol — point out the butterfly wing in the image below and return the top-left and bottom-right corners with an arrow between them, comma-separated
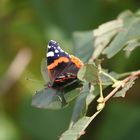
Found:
46,40 -> 84,89
52,61 -> 79,88
46,40 -> 71,82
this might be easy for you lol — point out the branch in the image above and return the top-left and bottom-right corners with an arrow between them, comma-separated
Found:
77,69 -> 140,139
105,69 -> 140,101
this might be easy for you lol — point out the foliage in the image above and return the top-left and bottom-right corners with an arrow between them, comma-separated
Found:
1,1 -> 140,140
31,10 -> 140,140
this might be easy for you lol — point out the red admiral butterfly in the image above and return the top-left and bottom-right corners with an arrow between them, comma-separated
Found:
32,40 -> 83,109
46,40 -> 83,89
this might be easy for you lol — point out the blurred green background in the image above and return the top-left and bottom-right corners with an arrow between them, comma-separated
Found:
0,0 -> 140,140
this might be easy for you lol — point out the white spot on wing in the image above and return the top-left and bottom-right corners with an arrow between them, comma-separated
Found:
55,49 -> 59,53
60,49 -> 64,52
57,46 -> 64,52
57,46 -> 61,50
50,40 -> 56,43
48,45 -> 51,49
47,51 -> 54,57
58,75 -> 65,78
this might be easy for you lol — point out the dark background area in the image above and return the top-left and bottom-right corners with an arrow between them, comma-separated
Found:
0,0 -> 140,140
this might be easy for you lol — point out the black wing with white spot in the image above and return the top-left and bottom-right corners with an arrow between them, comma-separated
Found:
47,40 -> 70,65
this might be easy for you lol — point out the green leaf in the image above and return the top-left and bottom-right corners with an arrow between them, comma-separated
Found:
123,38 -> 140,57
100,71 -> 114,85
73,10 -> 140,60
114,77 -> 137,98
32,88 -> 64,109
124,39 -> 140,52
73,19 -> 123,61
73,31 -> 94,62
60,116 -> 90,140
92,19 -> 123,59
103,11 -> 140,58
117,10 -> 134,20
100,70 -> 120,85
32,82 -> 82,110
86,85 -> 99,106
64,87 -> 81,103
69,84 -> 100,128
69,83 -> 90,128
77,63 -> 98,84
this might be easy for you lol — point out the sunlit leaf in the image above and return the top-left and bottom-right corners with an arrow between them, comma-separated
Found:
100,70 -> 121,85
73,19 -> 123,61
124,38 -> 140,57
103,11 -> 140,58
100,72 -> 113,86
114,77 -> 137,98
92,19 -> 123,59
60,117 -> 90,140
117,10 -> 134,20
124,39 -> 140,52
77,63 -> 98,84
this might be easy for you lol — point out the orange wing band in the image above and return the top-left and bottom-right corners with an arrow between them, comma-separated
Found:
71,55 -> 84,68
47,57 -> 69,70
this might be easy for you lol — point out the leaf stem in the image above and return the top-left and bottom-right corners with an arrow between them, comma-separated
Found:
118,71 -> 136,79
105,69 -> 140,102
97,63 -> 103,98
101,70 -> 118,83
76,69 -> 140,139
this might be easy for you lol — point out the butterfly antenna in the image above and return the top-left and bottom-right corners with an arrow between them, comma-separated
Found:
25,77 -> 44,83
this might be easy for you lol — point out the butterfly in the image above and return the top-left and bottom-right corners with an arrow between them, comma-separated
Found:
32,40 -> 83,109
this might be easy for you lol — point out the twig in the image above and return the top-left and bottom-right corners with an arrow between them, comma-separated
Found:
101,70 -> 118,83
105,69 -> 140,101
0,48 -> 32,95
97,62 -> 103,98
77,69 -> 140,139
